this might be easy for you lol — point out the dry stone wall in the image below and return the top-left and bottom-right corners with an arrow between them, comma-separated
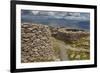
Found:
21,24 -> 56,63
50,27 -> 89,41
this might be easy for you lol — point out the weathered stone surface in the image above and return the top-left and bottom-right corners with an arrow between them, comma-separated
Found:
50,27 -> 89,41
21,24 -> 56,63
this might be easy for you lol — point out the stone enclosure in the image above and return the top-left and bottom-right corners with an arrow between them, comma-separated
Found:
21,23 -> 90,62
21,24 -> 56,63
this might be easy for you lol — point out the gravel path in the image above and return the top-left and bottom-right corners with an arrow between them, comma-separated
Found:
59,44 -> 69,61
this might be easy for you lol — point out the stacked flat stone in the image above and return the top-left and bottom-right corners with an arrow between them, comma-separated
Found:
50,27 -> 89,41
21,24 -> 55,63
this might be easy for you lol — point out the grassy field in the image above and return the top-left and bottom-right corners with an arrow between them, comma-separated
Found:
51,35 -> 90,61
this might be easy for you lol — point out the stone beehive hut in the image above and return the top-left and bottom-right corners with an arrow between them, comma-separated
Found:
21,24 -> 56,63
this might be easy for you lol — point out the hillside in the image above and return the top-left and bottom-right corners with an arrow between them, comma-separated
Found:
21,23 -> 90,63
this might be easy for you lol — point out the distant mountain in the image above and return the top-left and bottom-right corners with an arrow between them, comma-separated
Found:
78,21 -> 90,31
21,15 -> 90,31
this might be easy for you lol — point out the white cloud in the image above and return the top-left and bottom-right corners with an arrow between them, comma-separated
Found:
48,12 -> 55,16
66,12 -> 81,17
64,15 -> 89,21
22,10 -> 90,21
31,11 -> 39,15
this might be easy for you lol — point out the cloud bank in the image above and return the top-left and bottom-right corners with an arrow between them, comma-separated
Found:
21,10 -> 90,21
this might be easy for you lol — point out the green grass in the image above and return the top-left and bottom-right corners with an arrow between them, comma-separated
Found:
67,49 -> 90,60
67,36 -> 90,49
51,36 -> 90,61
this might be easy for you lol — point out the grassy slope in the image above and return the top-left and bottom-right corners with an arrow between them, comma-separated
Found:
51,36 -> 90,61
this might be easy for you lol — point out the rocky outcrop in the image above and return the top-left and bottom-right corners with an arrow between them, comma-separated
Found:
21,24 -> 56,63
